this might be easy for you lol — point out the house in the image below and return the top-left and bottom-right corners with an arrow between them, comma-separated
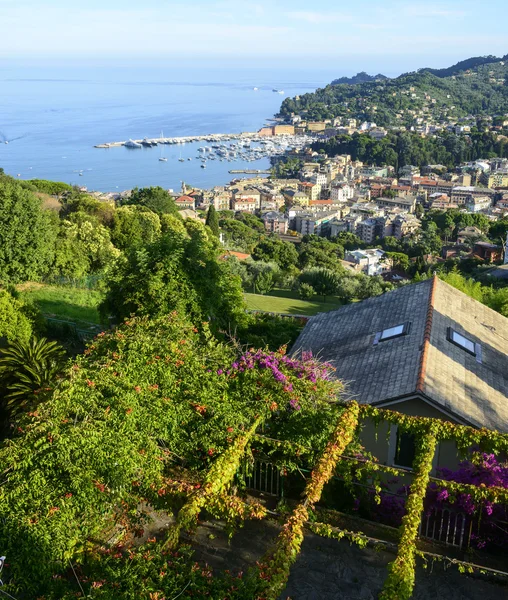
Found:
292,277 -> 508,471
261,211 -> 288,234
473,242 -> 502,262
456,226 -> 482,245
232,198 -> 257,213
298,181 -> 321,202
391,213 -> 420,240
344,248 -> 389,276
175,195 -> 196,210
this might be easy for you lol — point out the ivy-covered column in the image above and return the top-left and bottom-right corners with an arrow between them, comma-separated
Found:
164,415 -> 263,549
256,402 -> 360,600
379,425 -> 438,600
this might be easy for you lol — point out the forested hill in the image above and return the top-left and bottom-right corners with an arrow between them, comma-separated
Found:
279,55 -> 508,126
419,54 -> 508,78
331,72 -> 389,85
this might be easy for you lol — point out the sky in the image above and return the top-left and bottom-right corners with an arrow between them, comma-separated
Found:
1,0 -> 507,74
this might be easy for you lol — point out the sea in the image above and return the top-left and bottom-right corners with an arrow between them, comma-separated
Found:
0,64 -> 340,193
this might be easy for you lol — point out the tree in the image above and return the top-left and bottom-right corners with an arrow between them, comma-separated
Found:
299,268 -> 339,301
385,251 -> 410,273
123,186 -> 179,216
298,282 -> 316,299
101,217 -> 247,330
0,177 -> 58,282
254,270 -> 275,295
205,205 -> 220,238
253,237 -> 299,271
0,289 -> 33,344
111,205 -> 161,250
0,336 -> 66,416
53,212 -> 120,278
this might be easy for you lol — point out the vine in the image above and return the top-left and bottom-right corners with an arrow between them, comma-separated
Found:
164,415 -> 264,549
254,402 -> 360,600
379,426 -> 438,600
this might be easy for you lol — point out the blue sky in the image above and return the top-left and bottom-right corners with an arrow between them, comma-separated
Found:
1,0 -> 507,73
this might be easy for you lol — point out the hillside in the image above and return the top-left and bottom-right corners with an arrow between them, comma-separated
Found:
280,55 -> 508,126
331,71 -> 389,85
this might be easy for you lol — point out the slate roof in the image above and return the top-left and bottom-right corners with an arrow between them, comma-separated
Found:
293,277 -> 508,432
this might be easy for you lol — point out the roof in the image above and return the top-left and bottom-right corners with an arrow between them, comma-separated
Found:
292,277 -> 508,432
175,196 -> 195,203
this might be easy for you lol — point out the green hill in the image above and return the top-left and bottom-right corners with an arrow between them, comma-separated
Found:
279,54 -> 508,127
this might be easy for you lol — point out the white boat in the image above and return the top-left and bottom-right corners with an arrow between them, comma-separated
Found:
125,139 -> 142,148
159,131 -> 168,160
253,87 -> 259,91
201,164 -> 206,168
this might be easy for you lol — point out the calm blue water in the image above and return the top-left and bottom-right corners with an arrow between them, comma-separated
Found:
0,65 -> 338,192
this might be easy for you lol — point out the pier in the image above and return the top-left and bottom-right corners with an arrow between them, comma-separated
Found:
229,169 -> 271,174
94,132 -> 259,149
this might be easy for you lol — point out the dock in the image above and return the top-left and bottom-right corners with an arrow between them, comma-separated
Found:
229,169 -> 271,174
94,132 -> 259,149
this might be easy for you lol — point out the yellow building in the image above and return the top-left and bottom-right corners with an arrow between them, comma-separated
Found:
488,171 -> 508,188
298,181 -> 321,201
272,124 -> 295,135
306,122 -> 326,132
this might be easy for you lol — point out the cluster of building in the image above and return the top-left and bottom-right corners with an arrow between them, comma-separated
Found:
164,153 -> 508,259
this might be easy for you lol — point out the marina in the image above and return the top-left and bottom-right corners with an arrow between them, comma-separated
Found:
94,132 -> 315,172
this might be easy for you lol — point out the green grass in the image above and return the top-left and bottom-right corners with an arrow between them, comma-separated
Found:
19,284 -> 103,328
245,290 -> 342,316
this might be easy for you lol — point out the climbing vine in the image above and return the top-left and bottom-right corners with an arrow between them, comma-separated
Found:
254,402 -> 360,600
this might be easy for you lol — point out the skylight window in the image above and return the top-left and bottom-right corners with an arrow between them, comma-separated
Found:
380,324 -> 405,341
447,327 -> 477,356
373,322 -> 410,345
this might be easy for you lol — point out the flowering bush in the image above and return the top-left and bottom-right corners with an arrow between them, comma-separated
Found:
0,314 -> 342,596
427,453 -> 508,550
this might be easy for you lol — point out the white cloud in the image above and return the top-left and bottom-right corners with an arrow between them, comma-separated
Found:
403,5 -> 468,18
287,11 -> 352,24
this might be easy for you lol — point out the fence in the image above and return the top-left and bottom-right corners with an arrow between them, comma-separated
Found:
419,508 -> 471,549
243,460 -> 282,497
244,459 -> 479,550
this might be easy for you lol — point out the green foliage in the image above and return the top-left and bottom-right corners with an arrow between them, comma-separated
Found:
0,336 -> 66,416
0,177 -> 58,282
0,313 -> 342,594
101,218 -> 247,330
299,268 -> 340,301
311,130 -> 508,170
53,212 -> 120,278
280,59 -> 508,127
270,157 -> 304,179
253,237 -> 299,271
220,218 -> 263,253
298,236 -> 345,271
298,282 -> 316,299
204,204 -> 220,237
385,251 -> 410,272
0,288 -> 33,344
123,186 -> 179,216
111,205 -> 161,250
23,179 -> 74,195
236,313 -> 305,351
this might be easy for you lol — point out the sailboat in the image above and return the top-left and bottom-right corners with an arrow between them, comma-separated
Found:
159,130 -> 168,161
178,149 -> 185,162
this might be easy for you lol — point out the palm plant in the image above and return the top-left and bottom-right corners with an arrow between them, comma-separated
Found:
0,337 -> 66,415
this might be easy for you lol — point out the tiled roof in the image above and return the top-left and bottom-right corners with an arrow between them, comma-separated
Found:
292,277 -> 508,432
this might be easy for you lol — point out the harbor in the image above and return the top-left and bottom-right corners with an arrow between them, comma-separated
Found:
93,132 -> 315,173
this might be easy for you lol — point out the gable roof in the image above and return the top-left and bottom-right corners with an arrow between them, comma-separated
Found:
293,277 -> 508,432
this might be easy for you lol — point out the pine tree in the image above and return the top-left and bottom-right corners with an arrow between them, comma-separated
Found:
205,205 -> 220,238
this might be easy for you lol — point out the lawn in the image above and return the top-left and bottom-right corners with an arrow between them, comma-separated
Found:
245,290 -> 342,316
19,283 -> 103,328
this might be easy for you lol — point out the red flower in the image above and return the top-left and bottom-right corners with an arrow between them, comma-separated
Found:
207,448 -> 215,456
134,385 -> 142,393
86,380 -> 95,387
